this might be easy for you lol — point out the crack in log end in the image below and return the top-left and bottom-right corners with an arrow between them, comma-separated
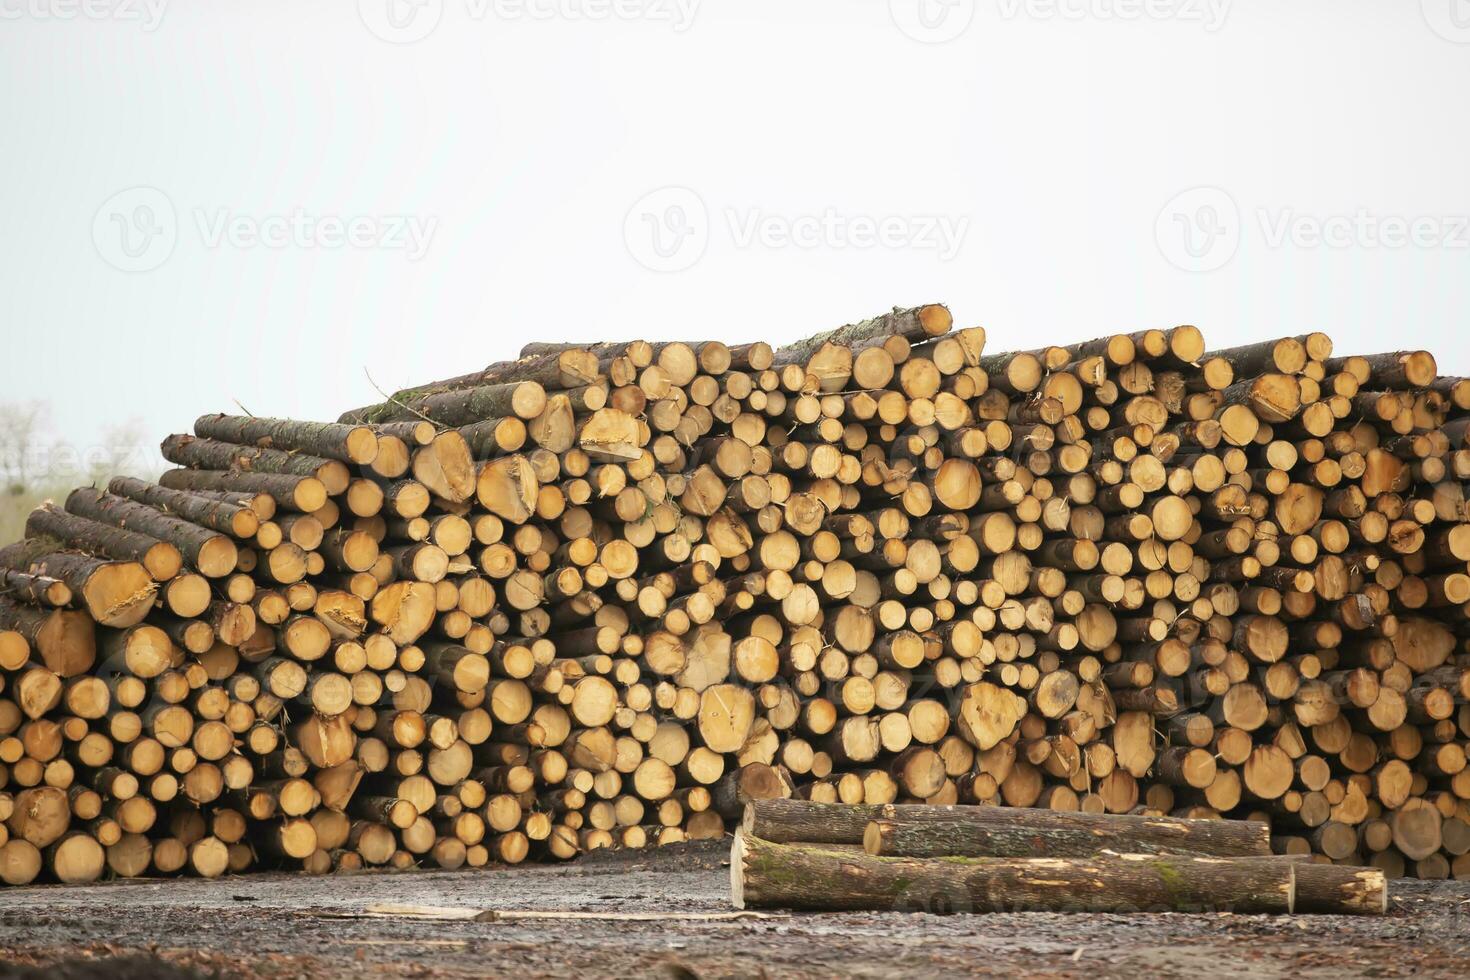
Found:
100,583 -> 159,624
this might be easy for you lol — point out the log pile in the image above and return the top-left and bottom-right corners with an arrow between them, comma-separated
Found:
0,306 -> 1467,887
734,800 -> 1388,914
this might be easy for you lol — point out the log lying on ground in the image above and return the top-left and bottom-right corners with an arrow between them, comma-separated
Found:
751,800 -> 1272,855
731,832 -> 1296,913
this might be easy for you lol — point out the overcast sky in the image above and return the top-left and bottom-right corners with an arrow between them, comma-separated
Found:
1,0 -> 1467,466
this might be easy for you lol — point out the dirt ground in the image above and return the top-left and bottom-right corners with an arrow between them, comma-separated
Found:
0,842 -> 1467,979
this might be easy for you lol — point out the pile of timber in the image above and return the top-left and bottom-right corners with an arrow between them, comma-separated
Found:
0,306 -> 1468,887
734,799 -> 1388,914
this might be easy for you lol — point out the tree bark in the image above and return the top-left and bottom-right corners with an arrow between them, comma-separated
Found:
193,414 -> 379,465
746,799 -> 1272,854
66,488 -> 238,578
731,833 -> 1295,913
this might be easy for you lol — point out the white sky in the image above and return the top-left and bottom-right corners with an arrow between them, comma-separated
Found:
1,0 -> 1467,463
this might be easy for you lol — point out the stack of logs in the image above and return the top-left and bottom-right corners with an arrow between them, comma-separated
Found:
734,799 -> 1388,914
0,305 -> 1468,887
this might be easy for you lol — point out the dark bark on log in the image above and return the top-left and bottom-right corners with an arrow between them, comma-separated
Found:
157,470 -> 326,514
864,815 -> 1269,859
25,505 -> 182,581
361,381 -> 548,427
107,478 -> 260,539
773,305 -> 952,365
339,351 -> 602,424
192,414 -> 379,465
161,435 -> 348,495
65,488 -> 238,579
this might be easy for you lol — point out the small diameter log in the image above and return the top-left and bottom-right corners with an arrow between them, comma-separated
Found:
731,833 -> 1295,914
192,414 -> 379,466
162,434 -> 350,496
107,477 -> 260,538
157,470 -> 327,514
25,506 -> 182,581
746,799 -> 1272,854
773,305 -> 953,366
0,567 -> 72,607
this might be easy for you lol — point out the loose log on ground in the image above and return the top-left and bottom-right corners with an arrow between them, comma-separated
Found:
732,832 -> 1295,913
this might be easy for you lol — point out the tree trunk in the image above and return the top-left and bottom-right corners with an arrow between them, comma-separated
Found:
107,477 -> 260,538
193,414 -> 379,465
66,488 -> 238,578
731,832 -> 1295,913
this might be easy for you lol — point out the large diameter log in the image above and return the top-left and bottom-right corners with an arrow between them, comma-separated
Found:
413,432 -> 477,504
0,546 -> 155,629
66,488 -> 239,577
192,414 -> 379,465
731,833 -> 1295,914
0,599 -> 94,677
744,799 -> 1272,854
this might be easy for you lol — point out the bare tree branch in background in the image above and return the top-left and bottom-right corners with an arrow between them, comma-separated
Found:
0,402 -> 155,543
0,400 -> 50,497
